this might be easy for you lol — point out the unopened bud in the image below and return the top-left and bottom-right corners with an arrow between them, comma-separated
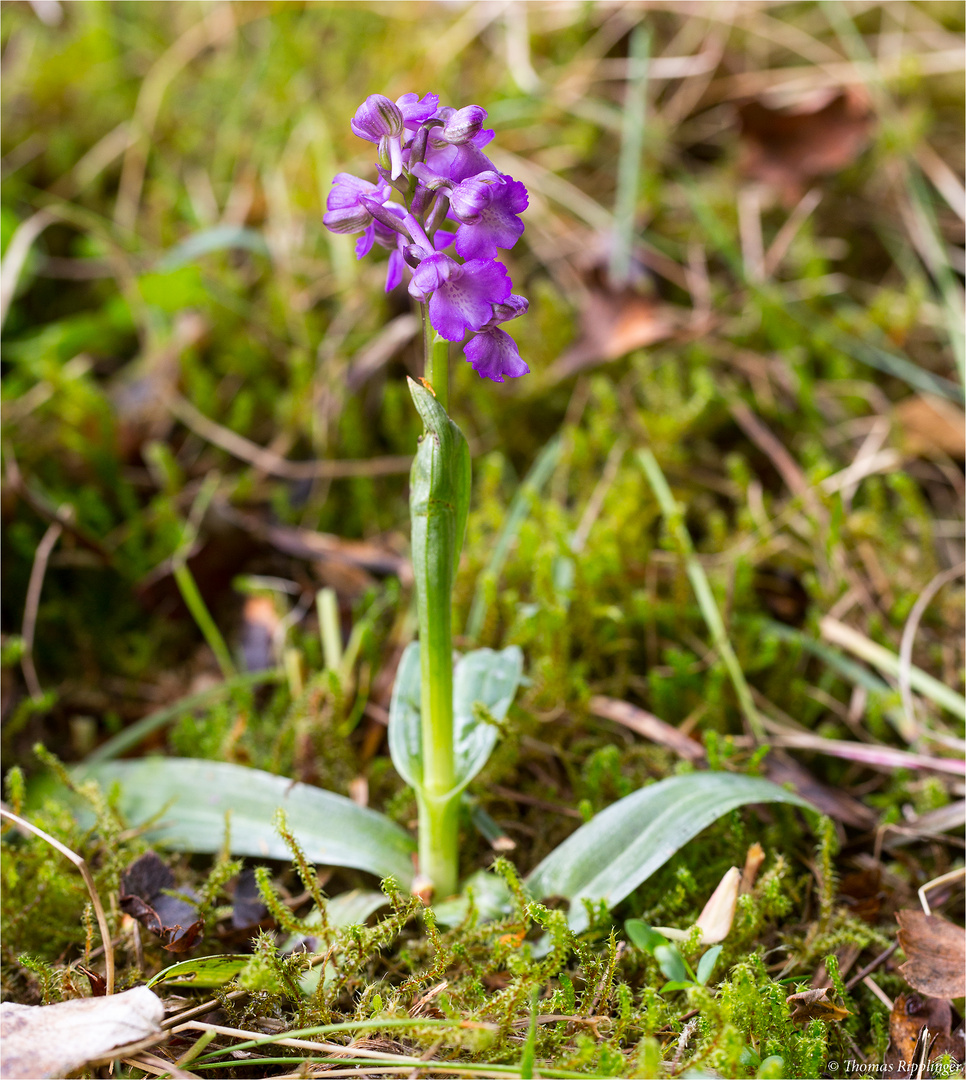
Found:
441,104 -> 487,144
696,866 -> 741,944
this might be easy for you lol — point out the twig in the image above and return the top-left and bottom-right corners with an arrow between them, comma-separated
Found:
767,730 -> 965,776
122,1052 -> 200,1079
0,807 -> 114,994
589,696 -> 705,761
822,617 -> 966,721
918,866 -> 966,917
899,564 -> 965,739
845,942 -> 898,992
160,989 -> 249,1030
167,393 -> 411,480
21,515 -> 67,698
0,210 -> 54,329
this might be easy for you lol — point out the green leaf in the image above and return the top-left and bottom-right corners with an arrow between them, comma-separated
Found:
654,943 -> 689,983
625,918 -> 668,954
524,773 -> 812,935
388,643 -> 523,796
286,889 -> 389,995
659,979 -> 693,994
147,954 -> 249,989
407,377 -> 471,594
696,944 -> 723,985
78,759 -> 415,885
387,642 -> 422,789
452,646 -> 523,791
431,868 -> 512,927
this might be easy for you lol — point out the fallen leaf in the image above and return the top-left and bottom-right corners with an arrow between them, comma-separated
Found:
895,395 -> 966,459
550,289 -> 679,380
896,909 -> 966,999
786,986 -> 850,1024
764,751 -> 877,830
840,868 -> 885,924
0,985 -> 165,1080
120,851 -> 204,953
884,993 -> 965,1079
739,88 -> 873,205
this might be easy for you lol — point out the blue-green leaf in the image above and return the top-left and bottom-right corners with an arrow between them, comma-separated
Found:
78,759 -> 415,886
452,646 -> 523,791
388,643 -> 523,796
524,773 -> 812,935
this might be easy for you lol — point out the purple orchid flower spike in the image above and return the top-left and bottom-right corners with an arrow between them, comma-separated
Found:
409,253 -> 511,341
325,90 -> 530,377
464,295 -> 530,382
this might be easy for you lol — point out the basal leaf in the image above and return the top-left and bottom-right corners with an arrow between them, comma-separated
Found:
452,646 -> 523,792
387,641 -> 422,789
79,759 -> 415,886
388,643 -> 524,796
524,773 -> 811,935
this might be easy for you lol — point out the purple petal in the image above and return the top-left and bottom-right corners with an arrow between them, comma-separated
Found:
426,258 -> 511,341
396,92 -> 440,128
409,251 -> 456,302
424,141 -> 496,183
464,327 -> 529,382
355,224 -> 376,258
454,177 -> 527,259
385,248 -> 405,291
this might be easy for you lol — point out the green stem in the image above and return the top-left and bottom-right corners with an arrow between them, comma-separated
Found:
406,314 -> 468,898
422,306 -> 449,411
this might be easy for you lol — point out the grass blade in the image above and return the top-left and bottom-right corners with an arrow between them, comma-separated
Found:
638,448 -> 765,741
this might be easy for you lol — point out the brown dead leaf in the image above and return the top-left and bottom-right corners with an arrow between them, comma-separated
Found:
0,986 -> 165,1080
550,289 -> 679,380
896,909 -> 966,999
764,750 -> 876,830
895,395 -> 966,459
884,993 -> 965,1079
739,88 -> 873,205
840,868 -> 885,924
120,852 -> 204,953
786,986 -> 850,1025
